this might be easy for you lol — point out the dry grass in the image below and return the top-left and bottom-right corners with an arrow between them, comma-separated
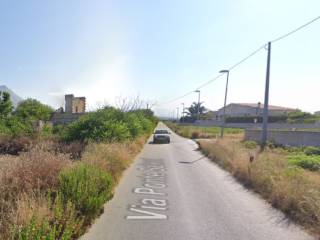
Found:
0,135 -> 32,155
0,136 -> 147,239
13,193 -> 51,228
0,144 -> 71,239
82,136 -> 146,182
198,136 -> 320,235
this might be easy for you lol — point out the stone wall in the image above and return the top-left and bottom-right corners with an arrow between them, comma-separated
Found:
245,129 -> 320,147
193,120 -> 320,129
50,112 -> 86,125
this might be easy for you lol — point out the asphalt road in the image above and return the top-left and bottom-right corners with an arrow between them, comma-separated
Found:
82,123 -> 314,240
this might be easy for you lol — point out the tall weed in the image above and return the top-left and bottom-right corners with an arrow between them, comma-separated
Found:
59,163 -> 113,221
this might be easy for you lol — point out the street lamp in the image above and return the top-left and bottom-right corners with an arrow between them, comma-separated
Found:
195,90 -> 201,121
181,103 -> 185,123
219,70 -> 230,138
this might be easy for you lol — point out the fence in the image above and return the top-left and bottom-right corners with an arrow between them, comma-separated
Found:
245,129 -> 320,147
192,120 -> 320,130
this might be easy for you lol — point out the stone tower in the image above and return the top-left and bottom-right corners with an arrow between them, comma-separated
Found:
65,94 -> 86,113
65,94 -> 74,113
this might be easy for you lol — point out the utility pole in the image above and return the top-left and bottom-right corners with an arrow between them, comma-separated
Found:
261,42 -> 271,150
181,103 -> 185,123
219,70 -> 230,138
195,90 -> 201,121
176,107 -> 179,121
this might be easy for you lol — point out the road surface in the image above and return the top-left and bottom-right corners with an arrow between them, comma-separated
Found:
82,123 -> 314,240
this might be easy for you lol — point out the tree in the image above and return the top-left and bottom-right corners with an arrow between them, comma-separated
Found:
0,91 -> 13,119
180,102 -> 207,123
187,102 -> 206,117
15,98 -> 53,122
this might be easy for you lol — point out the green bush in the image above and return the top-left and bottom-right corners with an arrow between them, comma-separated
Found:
0,120 -> 11,135
243,140 -> 257,149
0,91 -> 13,119
288,154 -> 320,171
12,196 -> 83,240
59,164 -> 113,220
125,113 -> 143,138
15,99 -> 53,122
53,124 -> 68,139
304,146 -> 320,156
0,117 -> 31,137
137,115 -> 153,133
64,107 -> 156,142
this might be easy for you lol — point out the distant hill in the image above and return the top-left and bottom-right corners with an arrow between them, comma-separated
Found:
0,85 -> 23,108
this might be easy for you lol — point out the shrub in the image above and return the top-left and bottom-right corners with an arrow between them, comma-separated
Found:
65,108 -> 130,142
56,141 -> 86,160
12,195 -> 83,240
0,117 -> 32,137
136,114 -> 153,133
288,154 -> 320,171
0,120 -> 11,135
58,164 -> 113,220
304,146 -> 320,156
0,145 -> 70,203
0,147 -> 70,238
14,98 -> 53,122
0,136 -> 31,155
64,107 -> 156,142
191,131 -> 200,139
243,140 -> 257,149
0,91 -> 14,119
124,113 -> 143,138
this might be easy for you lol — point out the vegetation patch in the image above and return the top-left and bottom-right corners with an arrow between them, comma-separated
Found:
165,122 -> 243,139
0,91 -> 157,239
197,137 -> 320,235
59,163 -> 113,221
288,154 -> 320,171
64,108 -> 156,142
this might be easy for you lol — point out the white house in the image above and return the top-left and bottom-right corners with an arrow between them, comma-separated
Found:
216,103 -> 297,118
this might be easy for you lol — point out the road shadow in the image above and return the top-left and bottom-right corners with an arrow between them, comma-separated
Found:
179,156 -> 206,164
148,141 -> 170,145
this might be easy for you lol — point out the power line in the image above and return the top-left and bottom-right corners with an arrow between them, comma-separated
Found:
228,44 -> 266,71
156,15 -> 320,107
271,15 -> 320,43
157,44 -> 265,105
159,90 -> 196,105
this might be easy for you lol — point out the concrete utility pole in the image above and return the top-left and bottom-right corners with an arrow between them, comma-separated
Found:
176,107 -> 179,121
195,90 -> 201,121
219,70 -> 230,138
261,42 -> 272,150
181,103 -> 185,123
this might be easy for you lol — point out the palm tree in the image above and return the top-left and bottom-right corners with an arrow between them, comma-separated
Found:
187,102 -> 206,118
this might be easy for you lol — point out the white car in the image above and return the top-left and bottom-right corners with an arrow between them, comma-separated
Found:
153,129 -> 171,144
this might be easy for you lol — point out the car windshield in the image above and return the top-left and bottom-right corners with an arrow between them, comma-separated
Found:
154,130 -> 169,134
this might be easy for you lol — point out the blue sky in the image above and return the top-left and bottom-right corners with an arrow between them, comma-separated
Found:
0,0 -> 319,117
